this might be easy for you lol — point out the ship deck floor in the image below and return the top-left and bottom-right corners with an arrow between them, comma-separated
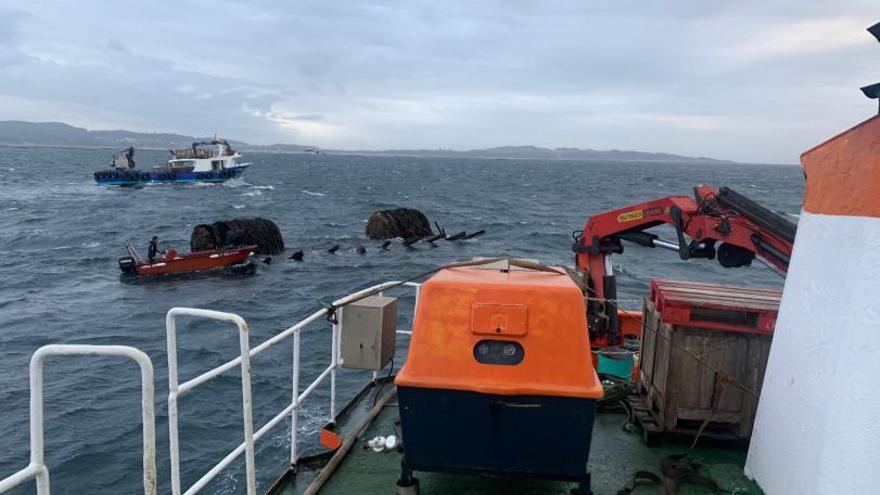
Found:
272,387 -> 763,495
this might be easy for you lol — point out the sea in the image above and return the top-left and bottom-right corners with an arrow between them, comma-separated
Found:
0,146 -> 804,494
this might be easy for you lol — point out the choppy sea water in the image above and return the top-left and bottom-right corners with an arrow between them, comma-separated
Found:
0,146 -> 803,494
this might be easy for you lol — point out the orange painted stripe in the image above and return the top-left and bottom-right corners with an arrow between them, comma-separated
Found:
801,115 -> 880,218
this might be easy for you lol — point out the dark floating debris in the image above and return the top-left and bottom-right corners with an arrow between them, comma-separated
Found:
191,218 -> 284,254
187,213 -> 487,266
424,232 -> 446,243
365,208 -> 433,240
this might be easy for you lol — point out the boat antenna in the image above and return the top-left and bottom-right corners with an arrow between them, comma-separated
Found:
861,22 -> 880,114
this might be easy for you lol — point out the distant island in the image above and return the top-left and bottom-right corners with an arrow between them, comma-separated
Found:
0,120 -> 731,163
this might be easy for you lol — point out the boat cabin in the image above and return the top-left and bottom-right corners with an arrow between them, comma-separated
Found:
160,139 -> 243,173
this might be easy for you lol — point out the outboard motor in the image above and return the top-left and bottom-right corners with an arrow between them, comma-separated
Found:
118,256 -> 138,274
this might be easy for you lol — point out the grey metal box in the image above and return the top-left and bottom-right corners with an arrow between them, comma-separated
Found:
340,296 -> 397,370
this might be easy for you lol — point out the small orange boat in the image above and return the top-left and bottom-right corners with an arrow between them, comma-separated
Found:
118,243 -> 256,276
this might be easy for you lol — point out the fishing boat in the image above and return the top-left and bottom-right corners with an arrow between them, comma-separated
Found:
93,139 -> 250,186
118,243 -> 256,276
3,20 -> 880,495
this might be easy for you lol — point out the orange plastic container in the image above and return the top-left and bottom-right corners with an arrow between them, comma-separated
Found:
396,266 -> 603,399
395,265 -> 603,490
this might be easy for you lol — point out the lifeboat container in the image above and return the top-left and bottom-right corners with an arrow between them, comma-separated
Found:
394,263 -> 603,493
118,245 -> 256,276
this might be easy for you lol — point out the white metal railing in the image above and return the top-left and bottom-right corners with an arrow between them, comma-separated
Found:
0,282 -> 419,495
165,281 -> 420,495
166,308 -> 256,495
0,345 -> 156,495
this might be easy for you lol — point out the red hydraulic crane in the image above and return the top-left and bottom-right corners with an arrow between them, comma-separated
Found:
572,185 -> 796,346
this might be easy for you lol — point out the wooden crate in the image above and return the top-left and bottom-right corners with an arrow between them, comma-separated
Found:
637,280 -> 778,441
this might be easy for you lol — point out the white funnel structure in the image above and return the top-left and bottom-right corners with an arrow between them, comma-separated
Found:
745,115 -> 880,493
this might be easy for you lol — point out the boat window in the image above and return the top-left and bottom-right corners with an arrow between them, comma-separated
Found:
473,339 -> 524,365
211,160 -> 222,171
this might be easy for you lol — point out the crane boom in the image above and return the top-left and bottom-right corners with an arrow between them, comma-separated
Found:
572,185 -> 796,345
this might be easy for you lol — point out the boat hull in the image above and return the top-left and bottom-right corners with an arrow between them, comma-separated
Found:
94,165 -> 248,185
119,246 -> 256,276
397,386 -> 596,481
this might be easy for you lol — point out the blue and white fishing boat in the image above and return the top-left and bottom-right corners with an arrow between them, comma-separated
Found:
93,139 -> 250,186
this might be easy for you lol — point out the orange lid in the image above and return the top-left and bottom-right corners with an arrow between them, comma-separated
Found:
396,266 -> 603,399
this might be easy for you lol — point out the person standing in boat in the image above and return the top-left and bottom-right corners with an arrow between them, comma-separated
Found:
148,236 -> 160,262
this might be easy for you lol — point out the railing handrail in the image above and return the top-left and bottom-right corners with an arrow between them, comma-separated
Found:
0,344 -> 156,495
165,280 -> 421,495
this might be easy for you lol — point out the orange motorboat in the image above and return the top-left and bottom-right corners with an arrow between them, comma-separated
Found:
118,243 -> 256,276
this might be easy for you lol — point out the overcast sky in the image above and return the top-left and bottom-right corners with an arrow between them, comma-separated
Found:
0,1 -> 877,163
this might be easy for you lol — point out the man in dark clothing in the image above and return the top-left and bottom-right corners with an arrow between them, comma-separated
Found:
148,236 -> 160,262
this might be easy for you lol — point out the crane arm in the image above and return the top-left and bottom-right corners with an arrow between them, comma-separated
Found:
572,185 -> 796,344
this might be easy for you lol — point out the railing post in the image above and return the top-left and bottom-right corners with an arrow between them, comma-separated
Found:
290,331 -> 301,465
166,312 -> 182,495
28,349 -> 49,495
330,319 -> 338,422
237,318 -> 256,495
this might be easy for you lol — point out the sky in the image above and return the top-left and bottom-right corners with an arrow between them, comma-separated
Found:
0,0 -> 877,163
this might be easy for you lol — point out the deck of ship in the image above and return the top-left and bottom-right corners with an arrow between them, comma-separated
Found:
270,386 -> 763,495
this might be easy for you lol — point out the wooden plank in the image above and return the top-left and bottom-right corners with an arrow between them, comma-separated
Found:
668,324 -> 697,429
640,300 -> 657,386
641,300 -> 659,410
658,321 -> 675,430
725,333 -> 748,412
675,408 -> 745,424
657,284 -> 781,302
696,330 -> 716,410
658,292 -> 781,310
653,279 -> 782,298
652,279 -> 782,312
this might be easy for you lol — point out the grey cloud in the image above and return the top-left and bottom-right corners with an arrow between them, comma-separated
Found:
0,0 -> 877,162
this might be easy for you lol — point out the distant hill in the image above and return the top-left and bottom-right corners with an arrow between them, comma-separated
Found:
0,120 -> 730,163
0,120 -> 254,149
334,145 -> 729,163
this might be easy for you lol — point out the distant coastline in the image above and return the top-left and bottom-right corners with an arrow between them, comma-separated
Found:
0,120 -> 734,164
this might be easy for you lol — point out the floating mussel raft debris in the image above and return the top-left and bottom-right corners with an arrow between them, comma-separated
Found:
191,218 -> 284,254
365,208 -> 486,248
365,208 -> 433,240
182,209 -> 485,265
